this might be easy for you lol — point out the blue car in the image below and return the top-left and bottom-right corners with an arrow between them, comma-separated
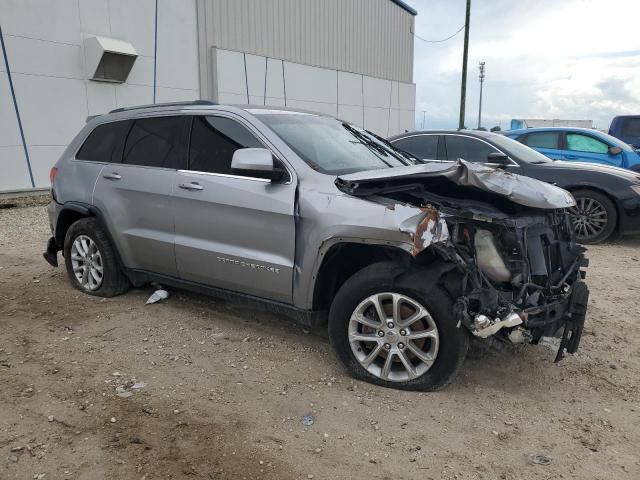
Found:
505,127 -> 640,171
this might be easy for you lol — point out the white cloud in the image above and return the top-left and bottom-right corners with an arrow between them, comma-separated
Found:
411,0 -> 640,130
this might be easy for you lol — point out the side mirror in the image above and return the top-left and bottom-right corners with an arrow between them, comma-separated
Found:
231,148 -> 285,182
487,152 -> 511,164
608,146 -> 622,155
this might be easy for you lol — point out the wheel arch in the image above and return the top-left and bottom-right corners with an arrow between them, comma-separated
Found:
54,202 -> 94,247
310,241 -> 457,312
311,242 -> 412,311
56,203 -> 132,282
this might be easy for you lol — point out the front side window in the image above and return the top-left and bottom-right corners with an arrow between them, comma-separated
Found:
188,116 -> 262,175
254,112 -> 411,175
524,131 -> 560,149
76,120 -> 131,162
566,133 -> 609,154
444,135 -> 499,163
621,118 -> 640,137
393,135 -> 438,160
122,116 -> 187,168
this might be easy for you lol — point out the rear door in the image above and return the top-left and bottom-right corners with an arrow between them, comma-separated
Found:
564,132 -> 622,167
92,115 -> 188,277
520,131 -> 564,160
172,114 -> 296,303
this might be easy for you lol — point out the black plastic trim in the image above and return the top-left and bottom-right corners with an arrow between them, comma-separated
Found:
109,100 -> 216,114
127,269 -> 327,328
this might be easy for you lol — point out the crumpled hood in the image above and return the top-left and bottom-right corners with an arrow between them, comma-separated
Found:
336,159 -> 576,209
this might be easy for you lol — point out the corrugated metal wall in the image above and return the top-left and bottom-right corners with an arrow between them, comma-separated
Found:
200,0 -> 414,83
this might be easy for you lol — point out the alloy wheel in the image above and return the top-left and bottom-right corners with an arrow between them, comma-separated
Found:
568,197 -> 608,241
348,292 -> 439,382
70,235 -> 103,291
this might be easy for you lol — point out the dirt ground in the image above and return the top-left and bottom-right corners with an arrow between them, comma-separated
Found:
1,203 -> 639,480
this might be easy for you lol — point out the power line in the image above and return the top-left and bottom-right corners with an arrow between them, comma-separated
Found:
413,24 -> 465,44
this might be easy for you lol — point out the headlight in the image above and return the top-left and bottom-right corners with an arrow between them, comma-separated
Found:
474,229 -> 512,283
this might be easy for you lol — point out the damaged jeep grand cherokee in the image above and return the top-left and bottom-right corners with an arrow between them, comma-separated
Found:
44,102 -> 588,391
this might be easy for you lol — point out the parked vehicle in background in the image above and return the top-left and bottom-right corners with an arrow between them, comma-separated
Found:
389,130 -> 640,244
504,127 -> 640,171
510,118 -> 592,130
44,102 -> 589,391
609,115 -> 640,149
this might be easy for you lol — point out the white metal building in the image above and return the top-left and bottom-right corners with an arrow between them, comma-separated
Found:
0,0 -> 417,192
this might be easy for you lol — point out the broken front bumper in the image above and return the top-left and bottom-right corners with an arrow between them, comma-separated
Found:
471,280 -> 589,361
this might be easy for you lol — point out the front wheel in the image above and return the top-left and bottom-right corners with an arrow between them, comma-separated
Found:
328,262 -> 469,391
568,189 -> 617,244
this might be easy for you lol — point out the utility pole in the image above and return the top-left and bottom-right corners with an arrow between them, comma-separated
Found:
422,110 -> 427,129
458,0 -> 471,130
477,61 -> 485,129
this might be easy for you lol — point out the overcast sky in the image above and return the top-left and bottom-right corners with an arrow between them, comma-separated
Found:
409,0 -> 640,130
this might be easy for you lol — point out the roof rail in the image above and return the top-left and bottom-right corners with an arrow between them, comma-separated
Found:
108,100 -> 217,114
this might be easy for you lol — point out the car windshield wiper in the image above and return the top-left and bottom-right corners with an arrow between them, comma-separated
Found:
364,129 -> 424,164
342,123 -> 411,167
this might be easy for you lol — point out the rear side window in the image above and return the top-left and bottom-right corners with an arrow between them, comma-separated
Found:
188,116 -> 262,175
444,135 -> 498,163
523,132 -> 560,149
76,120 -> 131,162
122,116 -> 187,168
566,133 -> 608,154
393,135 -> 438,159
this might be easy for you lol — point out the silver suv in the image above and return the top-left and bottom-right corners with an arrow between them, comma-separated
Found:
44,101 -> 589,390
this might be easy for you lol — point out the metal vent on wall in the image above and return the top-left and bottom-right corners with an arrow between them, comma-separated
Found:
84,36 -> 138,83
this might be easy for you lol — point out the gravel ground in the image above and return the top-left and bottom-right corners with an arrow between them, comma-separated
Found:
1,205 -> 639,480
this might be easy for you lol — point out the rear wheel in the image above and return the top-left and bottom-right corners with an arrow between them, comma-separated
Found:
63,218 -> 129,297
568,189 -> 617,244
328,262 -> 469,391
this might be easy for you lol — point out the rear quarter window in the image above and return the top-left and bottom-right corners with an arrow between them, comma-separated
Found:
76,120 -> 132,162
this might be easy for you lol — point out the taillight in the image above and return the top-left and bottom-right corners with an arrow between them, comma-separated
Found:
50,167 -> 58,184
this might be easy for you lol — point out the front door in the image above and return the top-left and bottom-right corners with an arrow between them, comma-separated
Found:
93,115 -> 188,277
563,132 -> 623,167
173,115 -> 296,303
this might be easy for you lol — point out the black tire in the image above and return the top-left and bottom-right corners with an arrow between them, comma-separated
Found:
328,261 -> 469,391
63,217 -> 129,297
569,189 -> 617,244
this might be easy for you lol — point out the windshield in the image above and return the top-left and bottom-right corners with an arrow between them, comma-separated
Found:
253,112 -> 413,174
488,134 -> 554,163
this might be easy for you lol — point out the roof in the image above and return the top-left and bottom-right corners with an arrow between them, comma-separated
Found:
389,0 -> 417,16
505,127 -> 605,136
388,129 -> 496,140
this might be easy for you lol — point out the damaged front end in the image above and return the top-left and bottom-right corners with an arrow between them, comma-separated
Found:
336,160 -> 589,361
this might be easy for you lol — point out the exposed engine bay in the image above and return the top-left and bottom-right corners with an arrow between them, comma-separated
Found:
336,160 -> 589,360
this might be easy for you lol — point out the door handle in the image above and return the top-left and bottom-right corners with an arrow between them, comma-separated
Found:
564,154 -> 578,160
179,182 -> 204,191
102,172 -> 121,180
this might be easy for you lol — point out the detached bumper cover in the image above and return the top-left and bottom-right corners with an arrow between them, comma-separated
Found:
521,280 -> 589,360
43,236 -> 60,267
554,280 -> 588,361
